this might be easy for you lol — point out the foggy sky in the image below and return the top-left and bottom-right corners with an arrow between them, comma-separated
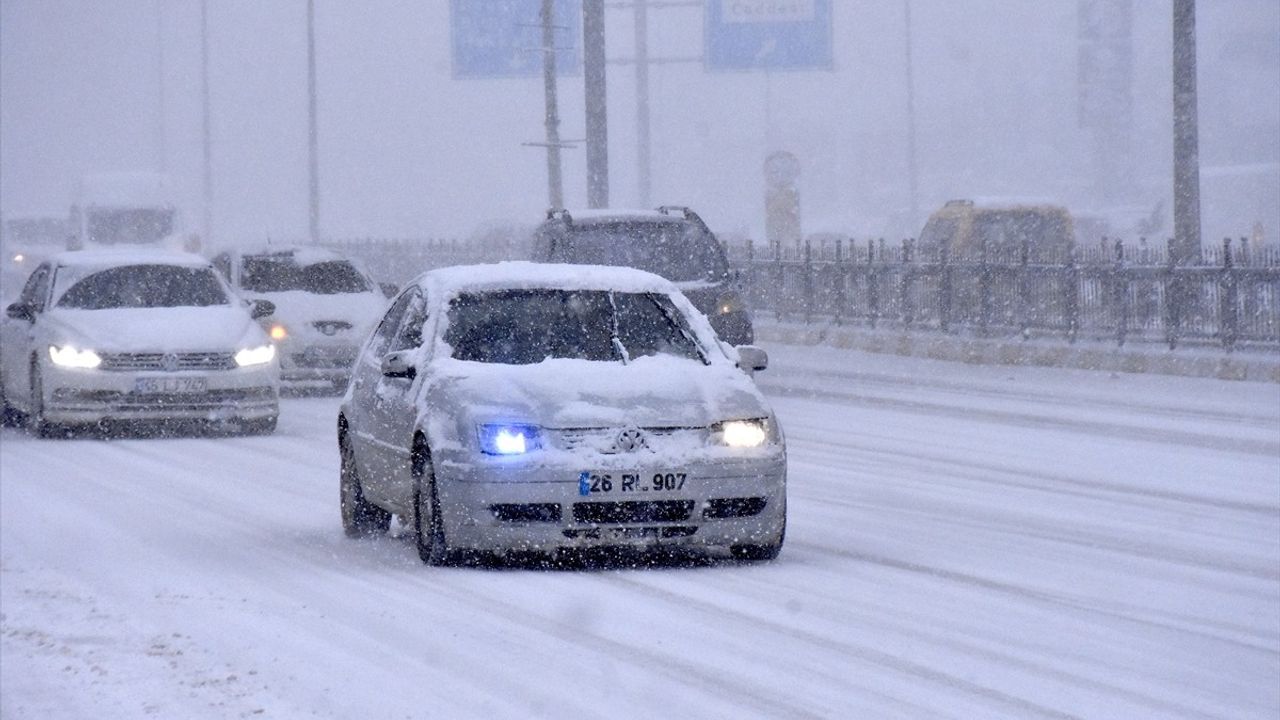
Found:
2,0 -> 1277,247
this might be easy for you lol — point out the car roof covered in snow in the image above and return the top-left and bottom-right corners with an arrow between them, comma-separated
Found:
419,261 -> 680,299
51,248 -> 213,270
552,208 -> 679,225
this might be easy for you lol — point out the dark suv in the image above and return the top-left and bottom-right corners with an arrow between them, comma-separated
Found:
531,207 -> 754,345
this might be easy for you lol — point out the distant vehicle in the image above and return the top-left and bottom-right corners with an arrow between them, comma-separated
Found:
531,207 -> 755,345
338,262 -> 786,565
0,250 -> 280,437
211,246 -> 387,393
917,198 -> 1075,262
70,172 -> 188,250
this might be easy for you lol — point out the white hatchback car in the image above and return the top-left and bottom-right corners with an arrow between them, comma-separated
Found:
212,246 -> 388,393
338,262 -> 786,565
0,250 -> 280,436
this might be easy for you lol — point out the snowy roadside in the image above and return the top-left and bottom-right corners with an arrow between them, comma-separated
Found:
755,319 -> 1280,383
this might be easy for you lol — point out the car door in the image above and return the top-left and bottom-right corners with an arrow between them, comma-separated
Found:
0,263 -> 52,409
348,290 -> 414,499
362,289 -> 430,511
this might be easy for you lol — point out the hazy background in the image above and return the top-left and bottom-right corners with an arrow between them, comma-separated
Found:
2,0 -> 1277,247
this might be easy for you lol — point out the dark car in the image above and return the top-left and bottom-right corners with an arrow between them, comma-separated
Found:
531,207 -> 755,345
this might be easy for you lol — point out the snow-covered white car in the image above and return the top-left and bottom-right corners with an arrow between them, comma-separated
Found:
338,262 -> 786,565
0,250 -> 280,436
212,246 -> 387,393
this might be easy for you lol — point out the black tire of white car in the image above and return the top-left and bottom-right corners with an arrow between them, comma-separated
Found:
412,442 -> 451,566
340,434 -> 391,537
29,361 -> 59,439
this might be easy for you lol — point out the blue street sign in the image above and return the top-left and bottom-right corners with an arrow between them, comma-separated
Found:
705,0 -> 833,72
450,0 -> 582,79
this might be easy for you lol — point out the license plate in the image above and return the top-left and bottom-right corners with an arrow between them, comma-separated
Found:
134,377 -> 208,394
578,471 -> 687,496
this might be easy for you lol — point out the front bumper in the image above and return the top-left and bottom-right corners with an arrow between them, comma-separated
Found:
42,364 -> 278,424
434,453 -> 786,555
276,338 -> 360,387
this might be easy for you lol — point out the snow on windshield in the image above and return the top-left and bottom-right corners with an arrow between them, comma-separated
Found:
55,264 -> 230,309
444,289 -> 704,365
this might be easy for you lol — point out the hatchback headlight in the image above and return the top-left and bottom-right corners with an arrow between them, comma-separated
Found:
716,292 -> 745,315
268,324 -> 288,341
49,345 -> 101,369
235,344 -> 275,367
712,419 -> 769,448
477,423 -> 542,455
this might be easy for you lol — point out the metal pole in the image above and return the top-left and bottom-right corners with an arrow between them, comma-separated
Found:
903,0 -> 918,235
634,0 -> 651,206
1172,0 -> 1201,265
154,0 -> 166,173
307,0 -> 320,243
200,0 -> 212,245
542,0 -> 564,209
583,0 -> 609,208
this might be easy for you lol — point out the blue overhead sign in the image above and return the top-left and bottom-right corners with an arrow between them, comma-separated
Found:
450,0 -> 582,79
705,0 -> 833,72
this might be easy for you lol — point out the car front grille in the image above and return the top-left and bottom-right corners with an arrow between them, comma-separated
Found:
490,503 -> 562,523
572,500 -> 694,525
99,351 -> 237,372
52,387 -> 275,410
291,347 -> 358,369
555,426 -> 704,453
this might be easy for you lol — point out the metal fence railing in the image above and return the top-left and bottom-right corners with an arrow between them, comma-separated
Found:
734,237 -> 1280,352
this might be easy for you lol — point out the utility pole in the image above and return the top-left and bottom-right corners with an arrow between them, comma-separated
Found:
154,0 -> 166,173
903,0 -> 918,235
583,0 -> 609,208
200,0 -> 212,245
307,0 -> 320,243
1172,0 -> 1201,264
542,0 -> 564,209
634,0 -> 651,207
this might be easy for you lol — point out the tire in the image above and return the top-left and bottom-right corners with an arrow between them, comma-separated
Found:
339,434 -> 390,538
27,362 -> 61,439
730,518 -> 786,562
412,440 -> 452,566
0,373 -> 21,428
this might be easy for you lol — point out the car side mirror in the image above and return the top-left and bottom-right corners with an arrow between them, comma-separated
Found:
5,302 -> 35,323
736,345 -> 768,374
250,299 -> 276,320
381,350 -> 416,379
379,282 -> 399,299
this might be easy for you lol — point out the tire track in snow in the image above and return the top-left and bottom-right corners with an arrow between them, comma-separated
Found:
602,573 -> 1228,720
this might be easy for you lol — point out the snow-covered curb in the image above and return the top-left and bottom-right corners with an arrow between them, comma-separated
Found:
754,320 -> 1280,383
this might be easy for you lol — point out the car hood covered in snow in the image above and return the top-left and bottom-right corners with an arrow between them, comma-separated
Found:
426,354 -> 769,431
42,305 -> 267,352
247,290 -> 385,335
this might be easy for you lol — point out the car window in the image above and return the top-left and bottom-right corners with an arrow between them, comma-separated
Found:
55,265 -> 231,309
18,263 -> 52,310
444,289 -> 702,365
240,256 -> 371,294
554,222 -> 728,282
389,292 -> 428,352
367,290 -> 415,357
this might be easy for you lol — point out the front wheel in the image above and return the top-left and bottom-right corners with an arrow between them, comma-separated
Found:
340,435 -> 390,538
413,443 -> 452,566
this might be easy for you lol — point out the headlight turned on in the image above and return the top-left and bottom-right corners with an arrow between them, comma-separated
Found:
48,345 -> 102,369
713,419 -> 769,448
477,423 -> 542,455
269,324 -> 288,341
235,344 -> 276,367
717,292 -> 744,315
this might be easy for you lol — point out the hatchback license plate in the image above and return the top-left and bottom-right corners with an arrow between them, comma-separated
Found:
134,377 -> 208,394
579,471 -> 687,496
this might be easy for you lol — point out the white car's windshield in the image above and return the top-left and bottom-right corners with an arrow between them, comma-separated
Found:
444,289 -> 704,365
241,256 -> 371,294
55,264 -> 230,309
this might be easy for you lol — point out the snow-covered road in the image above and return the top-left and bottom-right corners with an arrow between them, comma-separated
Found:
3,346 -> 1278,719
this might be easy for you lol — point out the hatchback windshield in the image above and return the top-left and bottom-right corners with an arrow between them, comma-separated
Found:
555,222 -> 729,282
56,264 -> 230,309
241,256 -> 371,294
445,289 -> 704,365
